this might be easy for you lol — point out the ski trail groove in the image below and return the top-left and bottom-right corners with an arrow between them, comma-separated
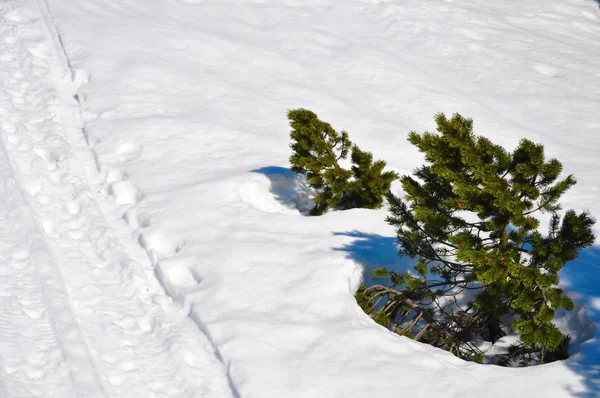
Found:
0,3 -> 106,397
36,0 -> 240,398
0,0 -> 234,396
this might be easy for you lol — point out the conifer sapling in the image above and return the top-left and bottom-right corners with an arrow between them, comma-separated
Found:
288,108 -> 397,215
358,112 -> 595,365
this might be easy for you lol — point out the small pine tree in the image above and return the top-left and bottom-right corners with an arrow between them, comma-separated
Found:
288,109 -> 397,215
359,113 -> 595,364
347,146 -> 399,210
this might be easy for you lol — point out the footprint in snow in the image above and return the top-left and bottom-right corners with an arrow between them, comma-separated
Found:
122,207 -> 149,230
154,256 -> 205,309
114,141 -> 143,163
33,146 -> 58,171
158,257 -> 203,290
139,227 -> 184,259
108,180 -> 143,205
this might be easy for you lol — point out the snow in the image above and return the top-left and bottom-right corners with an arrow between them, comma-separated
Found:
0,0 -> 599,396
0,1 -> 232,396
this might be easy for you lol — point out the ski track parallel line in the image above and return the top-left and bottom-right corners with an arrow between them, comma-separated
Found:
0,0 -> 237,396
0,2 -> 106,397
36,0 -> 241,397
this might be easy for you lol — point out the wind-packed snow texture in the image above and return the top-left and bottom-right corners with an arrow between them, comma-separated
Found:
0,0 -> 599,397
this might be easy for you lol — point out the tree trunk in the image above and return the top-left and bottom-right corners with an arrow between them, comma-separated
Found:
487,316 -> 505,343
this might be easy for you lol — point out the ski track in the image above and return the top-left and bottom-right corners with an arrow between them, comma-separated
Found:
0,1 -> 233,397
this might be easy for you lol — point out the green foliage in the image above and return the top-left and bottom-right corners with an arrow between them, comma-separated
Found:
374,112 -> 595,365
414,261 -> 428,276
372,267 -> 390,278
288,109 -> 398,215
373,310 -> 391,327
469,352 -> 485,364
395,329 -> 415,339
500,335 -> 571,367
346,146 -> 399,210
354,284 -> 372,313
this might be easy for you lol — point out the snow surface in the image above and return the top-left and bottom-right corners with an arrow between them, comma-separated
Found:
0,0 -> 599,396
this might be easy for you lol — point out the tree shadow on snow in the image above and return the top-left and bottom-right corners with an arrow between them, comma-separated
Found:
332,231 -> 415,287
249,166 -> 315,213
561,246 -> 600,397
334,231 -> 600,395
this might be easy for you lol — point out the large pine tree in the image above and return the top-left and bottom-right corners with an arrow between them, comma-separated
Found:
360,113 -> 595,365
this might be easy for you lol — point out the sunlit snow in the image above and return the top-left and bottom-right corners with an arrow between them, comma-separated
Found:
0,0 -> 599,397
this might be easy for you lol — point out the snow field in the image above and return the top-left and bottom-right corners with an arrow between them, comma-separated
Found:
47,0 -> 600,395
1,0 -> 599,396
0,1 -> 233,396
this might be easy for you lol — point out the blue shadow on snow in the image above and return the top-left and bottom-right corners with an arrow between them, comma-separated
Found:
250,166 -> 297,179
332,231 -> 415,287
335,231 -> 600,396
561,246 -> 600,397
250,166 -> 300,208
250,166 -> 313,213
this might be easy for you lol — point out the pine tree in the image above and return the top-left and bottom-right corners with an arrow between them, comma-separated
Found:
288,109 -> 397,215
346,146 -> 399,210
359,113 -> 595,364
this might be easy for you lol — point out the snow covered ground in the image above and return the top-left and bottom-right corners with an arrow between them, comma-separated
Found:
0,0 -> 599,396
